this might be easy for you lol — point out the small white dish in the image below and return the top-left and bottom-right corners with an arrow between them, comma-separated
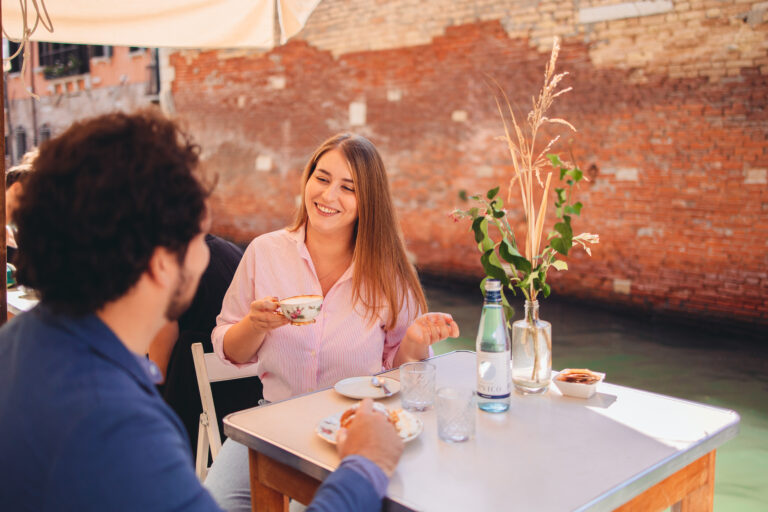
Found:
334,376 -> 400,399
315,406 -> 422,444
553,369 -> 606,399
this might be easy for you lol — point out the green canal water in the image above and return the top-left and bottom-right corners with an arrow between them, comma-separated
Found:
425,282 -> 768,511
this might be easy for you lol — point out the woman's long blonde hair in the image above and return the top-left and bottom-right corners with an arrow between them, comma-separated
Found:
290,133 -> 427,330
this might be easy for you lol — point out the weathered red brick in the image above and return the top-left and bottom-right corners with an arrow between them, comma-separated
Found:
168,19 -> 767,327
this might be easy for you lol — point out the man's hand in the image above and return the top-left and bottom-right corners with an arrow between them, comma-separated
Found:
336,398 -> 404,478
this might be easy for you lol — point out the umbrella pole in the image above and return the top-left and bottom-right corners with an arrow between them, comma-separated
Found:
273,0 -> 281,47
1,0 -> 8,325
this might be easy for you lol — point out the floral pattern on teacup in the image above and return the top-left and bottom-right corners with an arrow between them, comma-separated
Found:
283,302 -> 322,323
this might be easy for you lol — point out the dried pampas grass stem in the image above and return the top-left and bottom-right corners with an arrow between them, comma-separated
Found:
492,37 -> 576,298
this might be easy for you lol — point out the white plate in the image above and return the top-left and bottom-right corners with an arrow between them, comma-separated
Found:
315,408 -> 423,445
334,376 -> 400,399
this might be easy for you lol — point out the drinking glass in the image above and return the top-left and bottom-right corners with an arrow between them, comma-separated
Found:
436,387 -> 476,442
399,362 -> 436,411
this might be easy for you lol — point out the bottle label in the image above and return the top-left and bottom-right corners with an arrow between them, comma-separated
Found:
477,351 -> 511,399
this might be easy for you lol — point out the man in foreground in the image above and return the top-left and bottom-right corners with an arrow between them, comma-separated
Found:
0,111 -> 403,511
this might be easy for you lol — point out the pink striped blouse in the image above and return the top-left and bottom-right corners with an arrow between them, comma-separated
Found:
211,226 -> 422,402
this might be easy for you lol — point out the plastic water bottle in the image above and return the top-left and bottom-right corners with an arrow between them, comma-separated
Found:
476,279 -> 511,413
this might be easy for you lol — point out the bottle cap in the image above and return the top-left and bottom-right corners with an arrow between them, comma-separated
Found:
484,279 -> 501,291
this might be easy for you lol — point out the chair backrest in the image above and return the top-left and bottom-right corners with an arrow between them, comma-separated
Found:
191,342 -> 260,480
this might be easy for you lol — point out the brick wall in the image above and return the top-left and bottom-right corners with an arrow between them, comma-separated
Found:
168,1 -> 768,326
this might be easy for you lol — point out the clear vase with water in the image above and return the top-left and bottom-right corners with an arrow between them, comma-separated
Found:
511,300 -> 551,394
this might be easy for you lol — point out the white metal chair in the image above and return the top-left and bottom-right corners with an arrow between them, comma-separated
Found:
191,342 -> 260,481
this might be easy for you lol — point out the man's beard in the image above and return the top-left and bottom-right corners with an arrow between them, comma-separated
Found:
164,268 -> 195,322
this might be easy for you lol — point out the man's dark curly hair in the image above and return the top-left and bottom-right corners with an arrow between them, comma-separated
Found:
14,111 -> 210,315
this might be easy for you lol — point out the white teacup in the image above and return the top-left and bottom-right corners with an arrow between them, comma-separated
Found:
278,295 -> 323,325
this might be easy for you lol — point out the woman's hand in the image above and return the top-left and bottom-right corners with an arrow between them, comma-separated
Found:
222,296 -> 290,363
394,312 -> 460,366
403,312 -> 460,347
246,297 -> 291,334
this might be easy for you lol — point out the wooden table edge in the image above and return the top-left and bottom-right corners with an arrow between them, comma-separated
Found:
246,448 -> 718,512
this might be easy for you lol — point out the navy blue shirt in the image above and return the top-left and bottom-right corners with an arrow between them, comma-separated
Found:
0,304 -> 383,511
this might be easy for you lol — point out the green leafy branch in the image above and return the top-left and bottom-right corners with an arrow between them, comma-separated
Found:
453,154 -> 597,323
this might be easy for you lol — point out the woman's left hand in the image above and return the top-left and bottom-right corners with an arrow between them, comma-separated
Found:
403,312 -> 460,347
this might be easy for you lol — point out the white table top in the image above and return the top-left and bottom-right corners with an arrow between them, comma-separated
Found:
224,350 -> 739,512
7,287 -> 39,316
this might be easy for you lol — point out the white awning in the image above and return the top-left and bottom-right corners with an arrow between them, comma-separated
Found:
2,0 -> 321,49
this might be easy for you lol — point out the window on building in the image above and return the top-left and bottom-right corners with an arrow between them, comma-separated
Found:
90,45 -> 113,59
39,43 -> 90,79
14,127 -> 27,162
129,46 -> 146,54
39,124 -> 52,144
6,40 -> 23,73
146,49 -> 160,96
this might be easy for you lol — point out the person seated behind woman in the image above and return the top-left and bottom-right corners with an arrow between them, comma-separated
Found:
204,133 -> 459,511
6,149 -> 38,263
149,234 -> 264,457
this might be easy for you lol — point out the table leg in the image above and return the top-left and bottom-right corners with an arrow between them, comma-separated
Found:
248,450 -> 289,512
613,451 -> 716,512
248,449 -> 322,512
676,449 -> 716,512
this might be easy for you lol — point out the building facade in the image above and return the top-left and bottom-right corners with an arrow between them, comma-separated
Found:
4,41 -> 157,165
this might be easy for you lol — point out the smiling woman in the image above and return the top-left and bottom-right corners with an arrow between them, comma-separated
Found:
302,148 -> 359,291
213,132 -> 459,391
205,133 -> 460,511
290,133 -> 426,329
304,149 -> 358,239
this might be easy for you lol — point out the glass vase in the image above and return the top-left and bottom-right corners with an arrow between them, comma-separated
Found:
511,300 -> 551,394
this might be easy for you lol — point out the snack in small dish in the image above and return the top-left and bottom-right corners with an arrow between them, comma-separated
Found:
316,402 -> 423,444
339,403 -> 420,439
389,408 -> 422,440
553,368 -> 605,398
339,402 -> 392,428
556,368 -> 602,385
